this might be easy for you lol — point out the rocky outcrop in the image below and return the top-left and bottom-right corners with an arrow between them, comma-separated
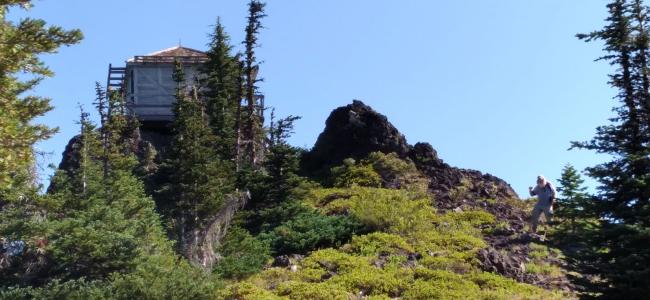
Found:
408,142 -> 518,205
478,247 -> 527,280
302,100 -> 410,174
301,100 -> 518,203
297,100 -> 579,289
478,235 -> 574,291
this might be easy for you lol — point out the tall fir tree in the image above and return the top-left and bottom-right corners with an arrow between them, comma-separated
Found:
202,18 -> 242,162
162,59 -> 234,266
241,0 -> 267,167
575,0 -> 650,296
0,1 -> 82,195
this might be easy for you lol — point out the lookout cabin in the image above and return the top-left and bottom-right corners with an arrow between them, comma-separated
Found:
107,46 -> 208,123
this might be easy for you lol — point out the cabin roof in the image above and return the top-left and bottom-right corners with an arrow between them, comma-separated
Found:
127,46 -> 208,64
146,46 -> 207,57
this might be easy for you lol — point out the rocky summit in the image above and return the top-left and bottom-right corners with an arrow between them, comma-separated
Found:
302,100 -> 518,203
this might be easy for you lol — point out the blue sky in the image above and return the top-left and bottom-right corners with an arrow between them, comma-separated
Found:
11,0 -> 613,197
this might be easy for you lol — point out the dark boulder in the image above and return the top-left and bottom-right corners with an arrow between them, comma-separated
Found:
301,100 -> 410,174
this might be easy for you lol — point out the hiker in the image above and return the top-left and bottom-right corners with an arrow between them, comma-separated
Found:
528,175 -> 556,234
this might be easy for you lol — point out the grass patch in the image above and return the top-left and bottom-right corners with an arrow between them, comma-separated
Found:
526,262 -> 563,277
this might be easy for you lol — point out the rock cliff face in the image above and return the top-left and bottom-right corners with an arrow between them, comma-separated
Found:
301,100 -> 518,204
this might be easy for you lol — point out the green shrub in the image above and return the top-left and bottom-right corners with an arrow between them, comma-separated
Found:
313,187 -> 436,234
220,281 -> 282,300
0,279 -> 109,300
348,232 -> 414,256
257,206 -> 362,255
328,153 -> 429,195
363,152 -> 429,194
296,249 -> 410,297
276,281 -> 350,300
419,254 -> 474,273
467,271 -> 544,295
109,250 -> 220,300
439,210 -> 496,227
246,268 -> 295,290
330,158 -> 381,187
329,266 -> 409,297
528,243 -> 550,260
525,262 -> 563,277
401,278 -> 480,299
214,227 -> 271,279
300,248 -> 370,275
243,200 -> 311,235
329,158 -> 382,188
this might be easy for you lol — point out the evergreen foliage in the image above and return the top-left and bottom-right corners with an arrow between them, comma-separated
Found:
555,164 -> 590,232
573,0 -> 650,295
237,112 -> 303,211
241,0 -> 267,166
202,18 -> 242,161
0,1 -> 82,194
328,152 -> 429,194
263,113 -> 303,205
161,60 -> 234,238
223,187 -> 566,300
256,201 -> 362,255
213,226 -> 270,280
330,158 -> 382,188
1,106 -> 218,298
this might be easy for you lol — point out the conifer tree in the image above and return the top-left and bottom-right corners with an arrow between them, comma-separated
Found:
241,0 -> 267,167
93,83 -> 140,183
264,111 -> 302,205
0,1 -> 82,194
575,0 -> 650,295
202,18 -> 242,161
240,110 -> 302,211
162,59 -> 234,264
555,164 -> 589,233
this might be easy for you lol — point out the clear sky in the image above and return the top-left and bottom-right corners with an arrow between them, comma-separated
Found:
10,0 -> 613,197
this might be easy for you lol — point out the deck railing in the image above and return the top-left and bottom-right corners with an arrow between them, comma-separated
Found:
131,55 -> 208,64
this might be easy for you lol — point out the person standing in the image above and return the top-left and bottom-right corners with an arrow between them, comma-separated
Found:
529,175 -> 556,234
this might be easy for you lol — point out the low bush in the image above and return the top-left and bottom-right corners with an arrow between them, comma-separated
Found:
329,158 -> 382,188
0,279 -> 109,300
214,227 -> 271,279
363,152 -> 430,194
310,187 -> 436,234
328,153 -> 429,195
258,210 -> 361,255
347,232 -> 414,256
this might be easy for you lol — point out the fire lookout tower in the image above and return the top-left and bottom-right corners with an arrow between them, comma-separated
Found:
106,46 -> 208,123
